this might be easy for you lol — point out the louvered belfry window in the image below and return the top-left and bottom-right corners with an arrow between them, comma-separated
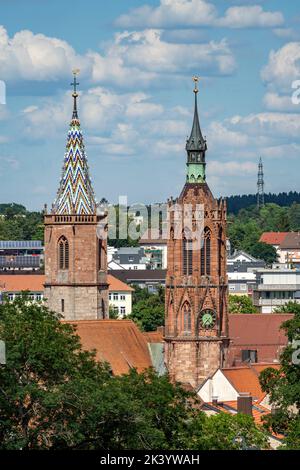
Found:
58,236 -> 69,270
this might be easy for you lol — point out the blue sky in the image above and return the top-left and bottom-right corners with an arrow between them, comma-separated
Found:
0,0 -> 300,210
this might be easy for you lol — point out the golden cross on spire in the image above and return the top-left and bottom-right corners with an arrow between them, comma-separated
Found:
193,76 -> 199,94
71,68 -> 80,97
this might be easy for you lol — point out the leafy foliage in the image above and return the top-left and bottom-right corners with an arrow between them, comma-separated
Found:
0,296 -> 269,450
229,295 -> 257,314
226,192 -> 300,215
227,203 -> 291,264
188,412 -> 269,450
0,204 -> 43,241
274,301 -> 300,315
259,309 -> 300,449
129,286 -> 165,332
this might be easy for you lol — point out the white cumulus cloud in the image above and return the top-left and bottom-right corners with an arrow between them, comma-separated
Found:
261,42 -> 300,92
116,0 -> 284,29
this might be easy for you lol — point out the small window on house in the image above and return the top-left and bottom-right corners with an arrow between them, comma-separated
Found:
120,306 -> 126,315
120,294 -> 125,301
113,293 -> 118,301
109,293 -> 112,300
242,349 -> 257,363
61,299 -> 65,313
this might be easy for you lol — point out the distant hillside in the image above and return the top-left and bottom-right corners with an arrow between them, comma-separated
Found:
226,192 -> 300,214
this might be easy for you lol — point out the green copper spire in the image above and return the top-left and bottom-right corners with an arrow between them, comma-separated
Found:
185,77 -> 207,183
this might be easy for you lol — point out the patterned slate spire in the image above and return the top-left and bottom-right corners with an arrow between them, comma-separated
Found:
52,71 -> 96,215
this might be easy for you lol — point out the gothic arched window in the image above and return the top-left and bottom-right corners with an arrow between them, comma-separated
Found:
183,228 -> 193,275
200,227 -> 211,276
183,302 -> 191,333
58,236 -> 69,270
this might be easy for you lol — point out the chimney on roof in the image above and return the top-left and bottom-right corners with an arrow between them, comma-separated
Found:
237,393 -> 252,416
212,396 -> 218,406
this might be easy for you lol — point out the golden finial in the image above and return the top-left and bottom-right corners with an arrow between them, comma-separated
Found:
193,76 -> 199,94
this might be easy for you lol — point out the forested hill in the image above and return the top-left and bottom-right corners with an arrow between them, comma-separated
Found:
226,192 -> 300,215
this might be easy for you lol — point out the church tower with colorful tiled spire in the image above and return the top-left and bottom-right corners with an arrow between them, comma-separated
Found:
44,71 -> 109,320
164,78 -> 229,388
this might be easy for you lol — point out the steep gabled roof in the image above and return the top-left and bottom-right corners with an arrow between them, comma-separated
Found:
107,274 -> 134,292
259,232 -> 288,245
65,319 -> 152,375
222,364 -> 280,401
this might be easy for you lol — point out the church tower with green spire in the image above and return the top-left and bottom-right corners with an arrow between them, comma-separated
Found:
44,71 -> 109,320
164,78 -> 229,389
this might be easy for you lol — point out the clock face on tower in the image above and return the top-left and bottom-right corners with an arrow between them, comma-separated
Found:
200,309 -> 217,329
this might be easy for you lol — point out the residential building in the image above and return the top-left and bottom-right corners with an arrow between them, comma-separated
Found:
107,273 -> 133,317
198,363 -> 280,404
0,273 -> 132,318
253,267 -> 300,313
227,250 -> 262,265
0,274 -> 44,302
111,269 -> 166,293
278,232 -> 300,267
259,232 -> 288,251
227,251 -> 265,296
227,314 -> 292,366
44,75 -> 108,320
0,240 -> 44,272
164,80 -> 229,388
107,245 -> 118,263
197,363 -> 282,448
109,247 -> 148,270
139,229 -> 168,269
260,231 -> 300,267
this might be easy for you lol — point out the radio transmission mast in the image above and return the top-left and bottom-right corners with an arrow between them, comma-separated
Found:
257,157 -> 265,209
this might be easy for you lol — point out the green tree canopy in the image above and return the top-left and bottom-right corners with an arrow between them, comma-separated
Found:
259,309 -> 300,449
129,286 -> 165,331
229,295 -> 257,314
227,203 -> 294,264
188,412 -> 268,450
0,296 -> 269,450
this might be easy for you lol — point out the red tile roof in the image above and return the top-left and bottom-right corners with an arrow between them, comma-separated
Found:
0,274 -> 45,292
107,274 -> 133,292
259,232 -> 288,245
65,319 -> 152,375
206,400 -> 271,427
0,273 -> 133,293
222,364 -> 280,401
229,314 -> 292,346
143,327 -> 164,343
